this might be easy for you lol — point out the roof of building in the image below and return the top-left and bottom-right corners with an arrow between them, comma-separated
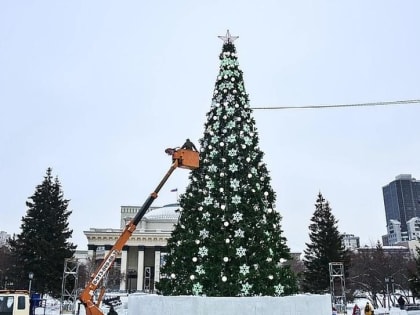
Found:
143,203 -> 180,221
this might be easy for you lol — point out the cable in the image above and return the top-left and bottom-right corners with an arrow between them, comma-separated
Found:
251,99 -> 420,110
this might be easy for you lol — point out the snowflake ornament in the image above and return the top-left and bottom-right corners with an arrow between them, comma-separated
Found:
230,179 -> 240,190
192,282 -> 203,295
204,196 -> 213,205
196,265 -> 205,275
236,246 -> 246,257
232,195 -> 241,204
226,121 -> 235,129
274,284 -> 285,295
228,149 -> 237,157
208,164 -> 218,173
198,246 -> 208,257
241,282 -> 253,295
239,264 -> 250,275
234,228 -> 245,238
229,163 -> 238,172
199,229 -> 209,239
206,180 -> 215,189
233,211 -> 243,222
227,134 -> 236,143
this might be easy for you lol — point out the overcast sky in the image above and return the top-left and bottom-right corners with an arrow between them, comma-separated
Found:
1,1 -> 420,252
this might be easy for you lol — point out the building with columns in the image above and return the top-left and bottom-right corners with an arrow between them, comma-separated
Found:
84,203 -> 179,292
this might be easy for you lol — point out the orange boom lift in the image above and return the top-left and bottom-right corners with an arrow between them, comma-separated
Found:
79,148 -> 199,315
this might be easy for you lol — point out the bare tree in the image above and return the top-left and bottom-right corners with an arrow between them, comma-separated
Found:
347,242 -> 411,307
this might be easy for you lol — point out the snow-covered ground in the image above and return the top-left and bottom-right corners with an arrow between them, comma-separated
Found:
33,294 -> 419,315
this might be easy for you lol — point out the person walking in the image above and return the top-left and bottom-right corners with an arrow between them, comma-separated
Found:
353,304 -> 361,315
398,295 -> 406,310
108,305 -> 118,315
364,301 -> 374,315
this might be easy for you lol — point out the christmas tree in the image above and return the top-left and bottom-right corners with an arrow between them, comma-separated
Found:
302,192 -> 347,293
157,31 -> 297,296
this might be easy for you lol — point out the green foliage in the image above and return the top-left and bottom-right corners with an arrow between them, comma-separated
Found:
8,168 -> 76,297
156,40 -> 298,296
302,192 -> 347,293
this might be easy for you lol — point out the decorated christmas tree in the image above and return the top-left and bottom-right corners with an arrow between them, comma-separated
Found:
157,31 -> 297,296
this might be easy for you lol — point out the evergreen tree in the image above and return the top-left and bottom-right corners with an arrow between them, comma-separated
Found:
302,192 -> 347,293
9,168 -> 76,297
157,31 -> 297,296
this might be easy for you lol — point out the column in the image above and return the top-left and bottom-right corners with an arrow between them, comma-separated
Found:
87,244 -> 97,262
154,246 -> 162,285
137,246 -> 145,291
119,246 -> 128,291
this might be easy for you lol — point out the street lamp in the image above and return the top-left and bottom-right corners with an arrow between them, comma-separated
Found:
28,272 -> 34,296
385,276 -> 394,310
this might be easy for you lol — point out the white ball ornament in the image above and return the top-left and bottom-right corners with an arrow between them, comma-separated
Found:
220,188 -> 224,192
199,206 -> 203,211
264,191 -> 269,196
223,257 -> 229,262
221,204 -> 226,210
246,157 -> 251,162
231,77 -> 235,82
260,177 -> 265,181
267,257 -> 272,262
233,89 -> 237,94
224,221 -> 229,227
192,257 -> 198,262
222,276 -> 227,282
171,273 -> 176,279
208,145 -> 213,149
268,275 -> 273,280
222,158 -> 226,162
195,240 -> 200,244
225,238 -> 230,243
267,208 -> 273,213
223,115 -> 227,120
224,75 -> 228,79
248,174 -> 252,178
220,172 -> 225,177
235,103 -> 239,108
220,142 -> 225,147
190,275 -> 195,280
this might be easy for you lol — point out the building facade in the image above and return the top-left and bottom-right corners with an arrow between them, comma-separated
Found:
341,233 -> 360,250
84,204 -> 179,292
383,174 -> 420,245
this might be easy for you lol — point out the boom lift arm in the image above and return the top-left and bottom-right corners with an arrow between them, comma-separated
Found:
78,149 -> 199,315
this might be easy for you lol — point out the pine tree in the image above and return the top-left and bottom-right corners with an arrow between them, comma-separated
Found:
9,168 -> 76,297
157,31 -> 297,297
302,192 -> 347,293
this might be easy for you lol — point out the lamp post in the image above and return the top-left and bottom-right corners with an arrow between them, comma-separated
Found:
28,272 -> 34,296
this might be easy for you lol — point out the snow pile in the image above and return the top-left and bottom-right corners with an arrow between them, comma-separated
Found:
127,294 -> 331,315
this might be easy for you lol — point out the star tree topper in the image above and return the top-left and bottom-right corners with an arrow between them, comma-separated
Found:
218,29 -> 239,44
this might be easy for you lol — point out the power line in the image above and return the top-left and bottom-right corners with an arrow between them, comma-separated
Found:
251,99 -> 420,110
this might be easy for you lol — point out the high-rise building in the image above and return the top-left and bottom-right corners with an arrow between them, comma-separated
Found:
383,174 -> 420,244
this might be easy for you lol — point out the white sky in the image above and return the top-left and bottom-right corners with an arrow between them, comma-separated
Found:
1,1 -> 420,252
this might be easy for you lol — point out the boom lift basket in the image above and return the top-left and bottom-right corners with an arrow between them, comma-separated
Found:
173,149 -> 199,169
